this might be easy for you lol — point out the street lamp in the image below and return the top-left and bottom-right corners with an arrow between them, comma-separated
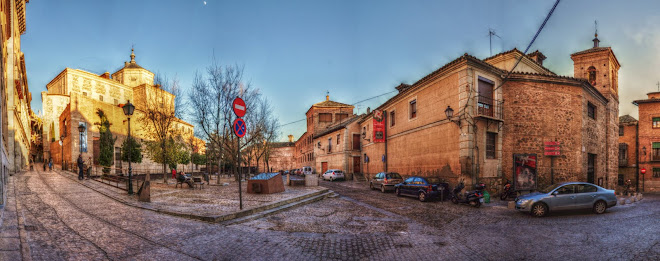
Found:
60,135 -> 64,170
123,100 -> 135,195
445,106 -> 460,126
78,124 -> 85,153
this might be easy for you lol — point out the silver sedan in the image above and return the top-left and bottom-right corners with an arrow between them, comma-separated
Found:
515,182 -> 617,217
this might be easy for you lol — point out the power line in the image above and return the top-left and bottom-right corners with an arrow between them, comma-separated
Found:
494,0 -> 560,92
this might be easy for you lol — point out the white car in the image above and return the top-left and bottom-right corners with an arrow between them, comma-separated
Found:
322,169 -> 345,181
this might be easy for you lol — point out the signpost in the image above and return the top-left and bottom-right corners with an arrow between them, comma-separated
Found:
233,97 -> 246,210
544,141 -> 561,184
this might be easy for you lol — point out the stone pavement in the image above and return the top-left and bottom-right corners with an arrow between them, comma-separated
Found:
52,168 -> 325,221
1,168 -> 659,260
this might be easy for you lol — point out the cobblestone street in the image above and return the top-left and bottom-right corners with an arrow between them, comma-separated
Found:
1,169 -> 658,260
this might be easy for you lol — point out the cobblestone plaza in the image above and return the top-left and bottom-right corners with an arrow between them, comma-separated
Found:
0,168 -> 658,260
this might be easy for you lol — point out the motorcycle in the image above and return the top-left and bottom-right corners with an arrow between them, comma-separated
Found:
450,180 -> 485,208
500,180 -> 516,200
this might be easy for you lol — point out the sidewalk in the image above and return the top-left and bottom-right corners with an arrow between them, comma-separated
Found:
0,174 -> 30,261
53,169 -> 328,222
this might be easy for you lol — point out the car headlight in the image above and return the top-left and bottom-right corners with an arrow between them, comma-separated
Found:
517,199 -> 532,205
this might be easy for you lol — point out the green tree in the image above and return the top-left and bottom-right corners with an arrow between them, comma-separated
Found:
145,136 -> 187,171
96,109 -> 115,174
191,153 -> 207,167
121,136 -> 143,163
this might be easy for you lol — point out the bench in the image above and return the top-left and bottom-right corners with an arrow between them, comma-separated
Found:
193,177 -> 204,190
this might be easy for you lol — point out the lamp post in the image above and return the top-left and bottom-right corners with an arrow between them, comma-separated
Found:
60,135 -> 64,170
78,124 -> 85,153
123,100 -> 135,195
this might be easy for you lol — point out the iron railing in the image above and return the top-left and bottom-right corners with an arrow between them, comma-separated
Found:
477,96 -> 503,119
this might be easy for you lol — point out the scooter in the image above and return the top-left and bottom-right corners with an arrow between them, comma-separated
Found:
450,180 -> 485,207
500,180 -> 515,200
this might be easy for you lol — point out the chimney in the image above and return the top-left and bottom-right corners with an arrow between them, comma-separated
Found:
288,135 -> 294,143
326,94 -> 329,101
527,50 -> 546,66
367,107 -> 371,114
99,72 -> 110,79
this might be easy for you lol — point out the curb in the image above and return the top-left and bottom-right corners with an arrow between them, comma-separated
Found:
53,169 -> 329,223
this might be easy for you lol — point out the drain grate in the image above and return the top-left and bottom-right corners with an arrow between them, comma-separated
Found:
23,225 -> 38,231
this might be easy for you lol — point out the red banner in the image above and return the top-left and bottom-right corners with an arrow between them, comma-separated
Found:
544,151 -> 560,156
373,110 -> 386,143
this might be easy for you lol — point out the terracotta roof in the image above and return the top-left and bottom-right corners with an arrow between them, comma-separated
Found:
123,62 -> 144,69
312,100 -> 353,107
619,115 -> 638,124
271,142 -> 294,148
508,72 -> 608,104
395,83 -> 411,92
484,48 -> 556,76
313,114 -> 364,138
633,98 -> 660,105
570,47 -> 611,56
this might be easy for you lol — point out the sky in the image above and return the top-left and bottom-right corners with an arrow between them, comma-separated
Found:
22,0 -> 660,141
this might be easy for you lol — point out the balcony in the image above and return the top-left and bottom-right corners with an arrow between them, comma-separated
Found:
476,96 -> 503,120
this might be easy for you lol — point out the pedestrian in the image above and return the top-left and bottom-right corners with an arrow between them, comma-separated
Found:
48,158 -> 53,171
86,157 -> 93,179
171,168 -> 176,179
77,154 -> 84,180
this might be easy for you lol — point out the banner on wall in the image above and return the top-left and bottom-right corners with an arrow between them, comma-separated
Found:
373,110 -> 386,143
513,154 -> 537,191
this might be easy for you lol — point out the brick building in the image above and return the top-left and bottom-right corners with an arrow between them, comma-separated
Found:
633,92 -> 660,192
313,115 -> 363,178
41,49 -> 197,174
618,115 -> 638,192
359,34 -> 620,193
294,95 -> 354,173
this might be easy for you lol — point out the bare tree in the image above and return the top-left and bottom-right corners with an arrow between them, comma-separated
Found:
189,60 -> 278,181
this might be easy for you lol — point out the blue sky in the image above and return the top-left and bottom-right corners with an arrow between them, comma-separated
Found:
22,0 -> 660,141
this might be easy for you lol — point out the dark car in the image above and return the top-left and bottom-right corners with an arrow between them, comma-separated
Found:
394,176 -> 449,202
370,172 -> 404,193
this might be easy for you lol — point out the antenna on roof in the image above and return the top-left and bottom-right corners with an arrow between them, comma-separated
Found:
488,28 -> 501,56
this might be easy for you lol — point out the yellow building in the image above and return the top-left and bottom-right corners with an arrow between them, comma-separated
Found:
41,49 -> 200,174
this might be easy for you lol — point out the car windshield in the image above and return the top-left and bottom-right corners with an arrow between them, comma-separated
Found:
425,177 -> 441,184
539,183 -> 563,193
386,173 -> 402,179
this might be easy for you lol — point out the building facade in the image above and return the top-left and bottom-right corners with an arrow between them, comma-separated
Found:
41,50 -> 197,174
357,35 -> 620,194
294,95 -> 355,173
618,115 -> 638,192
1,0 -> 31,207
633,93 -> 660,192
313,115 -> 362,178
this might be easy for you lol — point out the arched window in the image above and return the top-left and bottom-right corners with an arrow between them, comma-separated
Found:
588,66 -> 597,85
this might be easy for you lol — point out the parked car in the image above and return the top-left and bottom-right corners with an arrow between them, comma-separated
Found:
302,166 -> 313,175
370,172 -> 404,193
515,182 -> 617,217
322,169 -> 345,181
294,169 -> 302,175
394,176 -> 449,202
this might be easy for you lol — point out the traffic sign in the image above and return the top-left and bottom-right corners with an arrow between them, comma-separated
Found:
544,151 -> 560,156
544,141 -> 560,146
233,118 -> 246,138
232,97 -> 246,117
641,168 -> 646,174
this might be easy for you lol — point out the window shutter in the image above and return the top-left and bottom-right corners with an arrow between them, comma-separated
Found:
653,142 -> 660,149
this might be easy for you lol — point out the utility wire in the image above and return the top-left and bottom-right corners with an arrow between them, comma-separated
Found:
493,0 -> 560,92
278,90 -> 398,127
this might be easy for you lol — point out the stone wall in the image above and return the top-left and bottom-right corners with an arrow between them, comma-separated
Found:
637,101 -> 660,192
618,123 -> 639,191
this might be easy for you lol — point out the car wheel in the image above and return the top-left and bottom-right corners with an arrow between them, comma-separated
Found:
418,192 -> 427,202
500,192 -> 508,201
473,200 -> 481,208
395,188 -> 401,197
381,185 -> 386,193
531,203 -> 548,217
369,182 -> 374,190
593,200 -> 607,214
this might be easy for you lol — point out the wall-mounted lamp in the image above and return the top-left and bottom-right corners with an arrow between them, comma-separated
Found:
445,106 -> 461,127
361,131 -> 370,142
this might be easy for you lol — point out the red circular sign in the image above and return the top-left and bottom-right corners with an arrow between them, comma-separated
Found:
641,168 -> 646,174
232,97 -> 246,117
233,118 -> 246,138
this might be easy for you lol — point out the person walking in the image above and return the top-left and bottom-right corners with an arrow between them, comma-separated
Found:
48,158 -> 53,171
77,154 -> 84,180
171,168 -> 176,179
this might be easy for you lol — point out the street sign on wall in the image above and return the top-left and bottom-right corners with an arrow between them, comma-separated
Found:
544,141 -> 561,156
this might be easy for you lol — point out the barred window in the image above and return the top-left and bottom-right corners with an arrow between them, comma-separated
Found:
654,168 -> 660,178
653,118 -> 660,129
587,102 -> 596,119
486,132 -> 497,159
409,100 -> 417,119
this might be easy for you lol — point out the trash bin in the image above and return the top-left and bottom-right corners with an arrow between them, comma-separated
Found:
484,190 -> 490,203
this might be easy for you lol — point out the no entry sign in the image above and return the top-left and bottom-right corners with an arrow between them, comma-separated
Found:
233,97 -> 246,117
233,118 -> 246,138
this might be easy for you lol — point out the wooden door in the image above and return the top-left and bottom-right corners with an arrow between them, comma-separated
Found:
352,134 -> 360,150
321,162 -> 328,173
353,157 -> 361,174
